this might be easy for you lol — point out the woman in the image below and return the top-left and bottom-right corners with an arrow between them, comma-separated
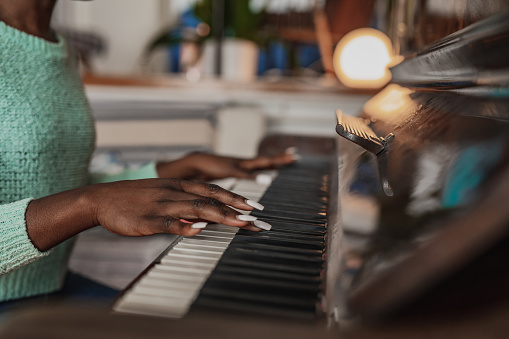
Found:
0,0 -> 295,303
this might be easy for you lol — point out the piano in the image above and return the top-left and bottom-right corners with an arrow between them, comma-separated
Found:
3,4 -> 509,339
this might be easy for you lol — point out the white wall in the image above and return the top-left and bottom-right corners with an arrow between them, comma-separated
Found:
52,0 -> 185,75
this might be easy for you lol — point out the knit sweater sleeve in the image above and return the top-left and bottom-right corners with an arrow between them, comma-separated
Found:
89,162 -> 159,184
0,198 -> 49,274
0,163 -> 158,274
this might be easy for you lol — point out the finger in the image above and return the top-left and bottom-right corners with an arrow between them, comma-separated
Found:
238,152 -> 296,171
166,199 -> 252,227
239,224 -> 263,232
226,167 -> 251,179
178,180 -> 262,211
239,220 -> 272,232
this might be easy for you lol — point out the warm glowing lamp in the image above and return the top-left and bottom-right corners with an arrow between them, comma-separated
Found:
333,28 -> 393,89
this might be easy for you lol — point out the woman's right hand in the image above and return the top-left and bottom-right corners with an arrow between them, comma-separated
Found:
25,178 -> 263,252
91,178 -> 261,237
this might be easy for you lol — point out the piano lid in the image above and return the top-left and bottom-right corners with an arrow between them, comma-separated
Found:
390,10 -> 509,91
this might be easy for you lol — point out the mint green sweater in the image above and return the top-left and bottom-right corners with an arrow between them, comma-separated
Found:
0,22 -> 157,302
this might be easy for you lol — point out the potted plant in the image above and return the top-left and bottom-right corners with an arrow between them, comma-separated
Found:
146,0 -> 270,82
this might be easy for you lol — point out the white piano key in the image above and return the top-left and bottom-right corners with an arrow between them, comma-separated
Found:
256,169 -> 278,179
197,228 -> 237,236
236,178 -> 272,187
167,249 -> 223,259
233,184 -> 268,193
233,187 -> 265,194
137,274 -> 202,287
141,279 -> 203,294
197,229 -> 237,238
159,258 -> 216,269
177,242 -> 229,251
180,238 -> 231,248
148,267 -> 208,280
186,234 -> 233,241
171,247 -> 226,256
135,280 -> 200,294
122,293 -> 192,310
152,263 -> 210,276
114,299 -> 189,318
131,284 -> 198,300
163,252 -> 221,263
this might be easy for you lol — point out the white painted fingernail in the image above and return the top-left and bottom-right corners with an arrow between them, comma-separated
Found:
191,222 -> 208,229
236,215 -> 257,221
253,220 -> 272,231
285,146 -> 298,154
256,173 -> 273,186
246,199 -> 264,211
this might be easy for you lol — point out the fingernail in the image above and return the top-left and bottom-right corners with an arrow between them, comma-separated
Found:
191,222 -> 208,229
285,146 -> 298,154
256,173 -> 272,186
246,199 -> 264,211
236,214 -> 257,221
253,220 -> 272,231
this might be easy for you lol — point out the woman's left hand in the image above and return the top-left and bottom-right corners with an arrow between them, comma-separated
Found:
156,149 -> 298,181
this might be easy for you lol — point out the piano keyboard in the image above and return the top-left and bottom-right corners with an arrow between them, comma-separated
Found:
113,157 -> 330,319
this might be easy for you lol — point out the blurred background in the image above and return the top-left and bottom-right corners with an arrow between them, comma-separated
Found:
52,0 -> 380,77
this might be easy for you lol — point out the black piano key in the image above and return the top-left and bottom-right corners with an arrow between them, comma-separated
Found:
264,220 -> 326,234
236,229 -> 324,243
262,184 -> 327,194
219,257 -> 323,276
261,217 -> 327,230
223,247 -> 324,265
259,190 -> 327,202
251,209 -> 328,223
199,286 -> 319,310
231,235 -> 324,251
204,273 -> 321,295
212,265 -> 322,284
204,273 -> 321,297
259,197 -> 327,209
194,295 -> 318,319
260,205 -> 327,214
265,226 -> 325,237
228,241 -> 324,257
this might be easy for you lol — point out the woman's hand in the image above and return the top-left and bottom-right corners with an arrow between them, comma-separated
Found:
91,178 -> 261,236
156,148 -> 298,181
26,178 -> 263,252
